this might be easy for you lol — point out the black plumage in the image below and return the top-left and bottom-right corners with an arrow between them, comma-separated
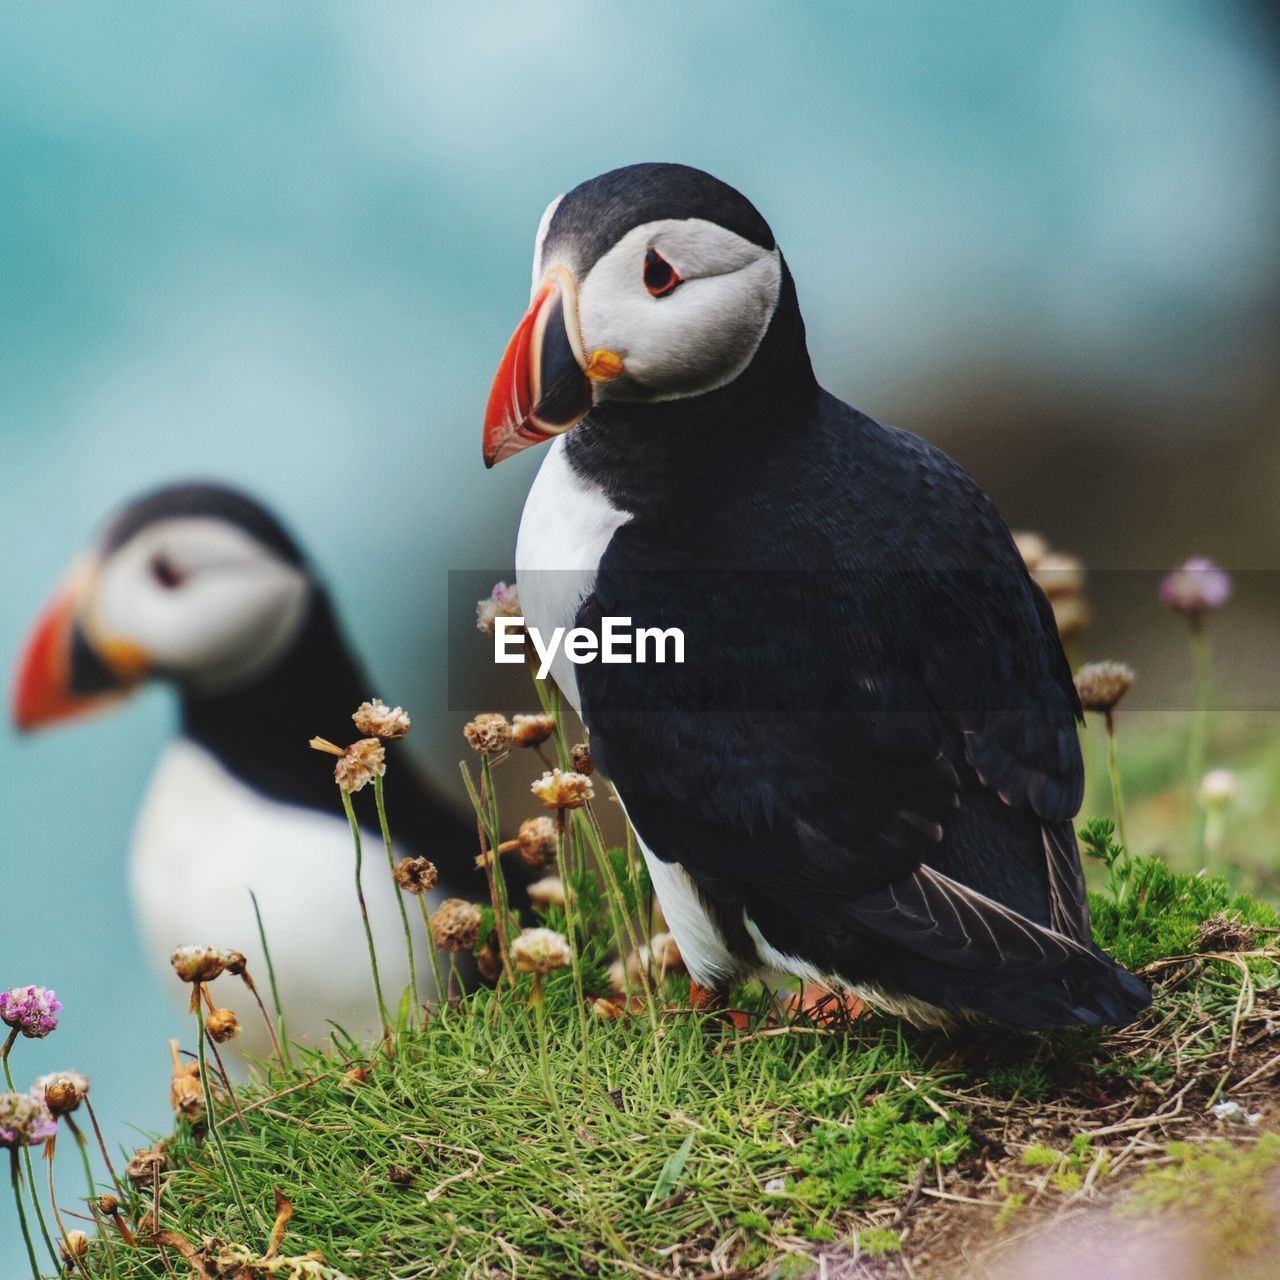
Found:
109,484 -> 481,889
539,165 -> 1149,1029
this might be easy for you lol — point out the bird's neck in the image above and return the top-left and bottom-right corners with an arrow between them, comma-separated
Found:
178,592 -> 373,811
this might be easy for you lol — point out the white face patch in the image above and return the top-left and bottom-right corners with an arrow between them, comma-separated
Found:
539,217 -> 783,403
90,517 -> 311,693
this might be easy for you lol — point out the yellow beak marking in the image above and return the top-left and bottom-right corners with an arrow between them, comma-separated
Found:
585,349 -> 625,382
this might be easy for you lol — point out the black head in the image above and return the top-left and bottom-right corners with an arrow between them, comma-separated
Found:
483,163 -> 814,467
14,481 -> 323,729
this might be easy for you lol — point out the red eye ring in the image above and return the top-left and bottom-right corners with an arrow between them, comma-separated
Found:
643,247 -> 682,298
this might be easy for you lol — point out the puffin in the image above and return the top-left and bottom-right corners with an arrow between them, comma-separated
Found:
482,162 -> 1150,1030
13,482 -> 479,1051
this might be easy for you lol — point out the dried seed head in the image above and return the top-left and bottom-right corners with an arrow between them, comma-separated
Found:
1074,661 -> 1135,714
353,699 -> 412,741
392,856 -> 439,895
169,946 -> 231,985
474,938 -> 501,982
527,876 -> 565,911
1051,594 -> 1090,642
510,713 -> 556,748
206,1008 -> 240,1044
1195,912 -> 1257,954
169,1061 -> 204,1120
650,932 -> 684,973
60,1230 -> 90,1263
1199,768 -> 1237,810
530,768 -> 594,811
125,1146 -> 168,1186
463,713 -> 513,755
618,934 -> 686,988
510,927 -> 573,976
334,738 -> 386,793
37,1071 -> 89,1117
430,899 -> 483,952
1032,552 -> 1085,600
476,582 -> 522,637
1161,557 -> 1231,622
593,998 -> 626,1022
0,1091 -> 56,1149
569,742 -> 593,775
219,948 -> 248,977
516,816 -> 557,870
0,985 -> 62,1039
1012,531 -> 1049,571
97,1194 -> 119,1216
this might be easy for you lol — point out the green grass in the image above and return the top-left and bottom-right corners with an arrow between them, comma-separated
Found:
43,681 -> 1280,1280
88,998 -> 969,1278
63,848 -> 1277,1279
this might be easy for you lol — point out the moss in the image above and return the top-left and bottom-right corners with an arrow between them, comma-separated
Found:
792,1097 -> 968,1208
1082,821 -> 1279,971
1118,1135 -> 1280,1256
1021,1144 -> 1060,1168
858,1227 -> 903,1255
985,1062 -> 1052,1101
992,1177 -> 1027,1231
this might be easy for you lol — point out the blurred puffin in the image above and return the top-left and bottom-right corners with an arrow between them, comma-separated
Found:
483,163 -> 1150,1030
13,483 -> 478,1050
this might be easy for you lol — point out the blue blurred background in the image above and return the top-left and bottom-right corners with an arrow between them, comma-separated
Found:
4,0 -> 1280,1264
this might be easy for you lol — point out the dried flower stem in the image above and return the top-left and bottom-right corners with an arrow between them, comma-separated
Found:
1188,625 -> 1214,854
249,890 -> 290,1068
413,895 -> 449,1018
574,805 -> 660,1035
194,1000 -> 252,1226
46,1141 -> 93,1280
9,1148 -> 40,1280
1103,710 -> 1129,855
458,760 -> 516,987
80,1096 -> 126,1208
553,808 -> 591,1069
63,1115 -> 118,1266
2,1030 -> 60,1270
480,757 -> 518,977
373,775 -> 421,1024
199,1017 -> 250,1137
340,790 -> 391,1041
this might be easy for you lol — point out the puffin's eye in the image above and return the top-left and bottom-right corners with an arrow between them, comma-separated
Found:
150,554 -> 185,590
643,248 -> 682,298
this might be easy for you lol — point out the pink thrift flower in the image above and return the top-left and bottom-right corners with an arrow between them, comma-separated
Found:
0,1090 -> 57,1149
0,985 -> 61,1039
1160,558 -> 1231,621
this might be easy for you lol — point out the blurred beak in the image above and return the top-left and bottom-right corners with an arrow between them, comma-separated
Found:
12,560 -> 148,731
483,267 -> 623,467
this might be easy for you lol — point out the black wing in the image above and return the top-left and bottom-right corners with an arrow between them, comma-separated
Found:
573,409 -> 1145,1025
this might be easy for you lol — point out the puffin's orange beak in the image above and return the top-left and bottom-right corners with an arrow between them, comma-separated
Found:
483,268 -> 622,467
12,564 -> 145,731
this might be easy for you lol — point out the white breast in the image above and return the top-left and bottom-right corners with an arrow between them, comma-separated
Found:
515,442 -> 747,987
514,436 -> 630,715
130,740 -> 441,1055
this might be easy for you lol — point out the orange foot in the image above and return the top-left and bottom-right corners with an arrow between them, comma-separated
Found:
778,985 -> 867,1026
689,980 -> 725,1012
